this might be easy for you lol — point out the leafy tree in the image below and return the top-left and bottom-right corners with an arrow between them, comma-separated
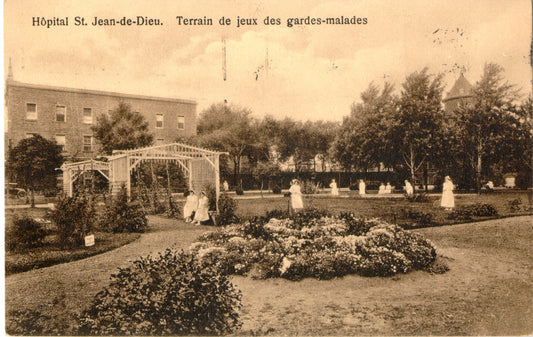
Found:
251,161 -> 281,196
195,102 -> 258,186
392,69 -> 446,185
92,102 -> 153,155
274,118 -> 318,172
332,82 -> 398,172
452,63 -> 520,192
7,135 -> 64,207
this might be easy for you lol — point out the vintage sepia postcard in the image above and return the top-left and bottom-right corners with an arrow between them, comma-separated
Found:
3,0 -> 532,335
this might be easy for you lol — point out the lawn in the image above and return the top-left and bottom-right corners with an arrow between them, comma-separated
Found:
233,190 -> 533,227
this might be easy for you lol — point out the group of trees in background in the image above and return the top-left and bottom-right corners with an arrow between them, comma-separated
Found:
6,62 -> 532,197
187,63 -> 531,192
333,63 -> 531,192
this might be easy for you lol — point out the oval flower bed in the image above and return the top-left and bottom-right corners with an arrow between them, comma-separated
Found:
190,209 -> 438,280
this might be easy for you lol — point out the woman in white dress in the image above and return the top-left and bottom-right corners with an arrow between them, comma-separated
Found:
193,191 -> 210,225
441,176 -> 455,210
330,179 -> 339,196
359,179 -> 366,196
183,190 -> 198,223
289,179 -> 304,212
378,183 -> 386,194
385,182 -> 392,194
404,180 -> 414,196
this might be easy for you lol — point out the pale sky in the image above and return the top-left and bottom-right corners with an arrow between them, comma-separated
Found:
4,0 -> 532,121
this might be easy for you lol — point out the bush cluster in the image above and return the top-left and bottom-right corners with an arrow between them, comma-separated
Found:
6,309 -> 56,336
271,184 -> 282,194
399,208 -> 433,225
204,185 -> 238,226
49,194 -> 95,248
6,216 -> 47,251
507,198 -> 522,212
447,203 -> 498,220
300,180 -> 318,194
405,192 -> 431,203
100,188 -> 148,233
193,209 -> 437,280
78,249 -> 242,335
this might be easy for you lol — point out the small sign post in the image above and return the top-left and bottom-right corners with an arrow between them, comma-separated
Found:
84,234 -> 95,247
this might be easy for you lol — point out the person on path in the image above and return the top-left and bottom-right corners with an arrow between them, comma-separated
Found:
330,179 -> 339,196
404,180 -> 414,196
183,190 -> 198,223
359,179 -> 366,196
193,191 -> 210,225
385,182 -> 392,194
289,179 -> 304,212
223,180 -> 229,191
378,183 -> 386,194
441,176 -> 455,210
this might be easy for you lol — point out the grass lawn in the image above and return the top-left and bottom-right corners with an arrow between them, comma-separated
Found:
233,190 -> 533,227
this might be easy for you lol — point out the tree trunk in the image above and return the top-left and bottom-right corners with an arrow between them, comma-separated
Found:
476,143 -> 483,194
410,145 -> 416,192
30,188 -> 35,208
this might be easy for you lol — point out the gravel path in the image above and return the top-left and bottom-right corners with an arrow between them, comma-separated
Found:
5,216 -> 210,327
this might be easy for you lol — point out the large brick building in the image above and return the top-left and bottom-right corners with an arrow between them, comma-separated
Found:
5,75 -> 197,159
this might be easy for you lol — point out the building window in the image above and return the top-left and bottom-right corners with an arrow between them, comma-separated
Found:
83,135 -> 93,152
177,115 -> 185,130
56,105 -> 66,122
156,114 -> 164,128
26,103 -> 37,120
83,108 -> 93,124
55,134 -> 66,152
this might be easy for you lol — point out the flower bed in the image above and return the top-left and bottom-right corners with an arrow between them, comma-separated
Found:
191,209 -> 438,280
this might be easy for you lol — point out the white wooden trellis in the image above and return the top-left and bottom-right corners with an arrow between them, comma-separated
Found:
59,143 -> 225,212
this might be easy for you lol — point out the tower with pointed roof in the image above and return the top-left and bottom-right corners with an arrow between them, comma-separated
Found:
443,73 -> 474,113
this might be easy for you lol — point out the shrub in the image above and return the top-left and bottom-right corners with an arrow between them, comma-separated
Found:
265,208 -> 289,220
271,184 -> 282,194
100,187 -> 148,233
235,187 -> 244,195
349,183 -> 358,191
164,195 -> 181,218
339,212 -> 377,236
405,192 -> 431,202
448,203 -> 498,220
78,249 -> 242,335
399,208 -> 433,225
507,198 -> 522,212
6,309 -> 57,336
6,216 -> 47,251
49,194 -> 95,248
301,180 -> 318,194
217,192 -> 239,226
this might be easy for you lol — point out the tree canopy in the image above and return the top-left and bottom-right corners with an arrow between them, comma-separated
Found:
92,102 -> 153,155
7,135 -> 64,206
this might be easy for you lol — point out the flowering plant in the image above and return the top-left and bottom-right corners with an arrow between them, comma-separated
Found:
190,208 -> 439,280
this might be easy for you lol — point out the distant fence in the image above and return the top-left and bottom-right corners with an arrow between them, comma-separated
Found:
224,171 -> 403,191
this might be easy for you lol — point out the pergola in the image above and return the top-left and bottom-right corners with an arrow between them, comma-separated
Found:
60,143 -> 225,209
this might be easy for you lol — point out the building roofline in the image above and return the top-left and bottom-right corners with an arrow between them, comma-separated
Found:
6,79 -> 197,105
